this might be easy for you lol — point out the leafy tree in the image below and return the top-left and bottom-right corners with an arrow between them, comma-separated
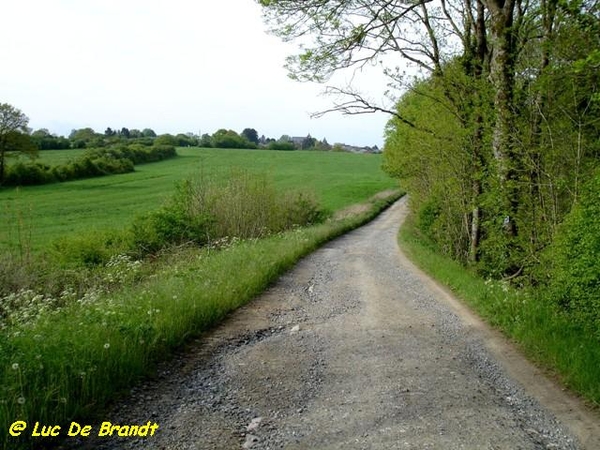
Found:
155,134 -> 178,146
0,103 -> 37,184
31,129 -> 70,150
241,128 -> 259,145
129,129 -> 142,139
199,133 -> 213,148
69,128 -> 100,148
301,134 -> 316,150
212,129 -> 256,149
142,128 -> 157,138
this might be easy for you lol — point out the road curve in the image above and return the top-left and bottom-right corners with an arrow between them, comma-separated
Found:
63,198 -> 600,450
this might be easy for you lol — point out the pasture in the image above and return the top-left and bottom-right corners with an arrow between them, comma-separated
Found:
0,148 -> 396,251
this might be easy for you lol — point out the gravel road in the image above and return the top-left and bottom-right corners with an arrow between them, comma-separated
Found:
61,198 -> 600,450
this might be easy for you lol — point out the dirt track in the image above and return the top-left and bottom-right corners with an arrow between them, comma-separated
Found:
63,198 -> 600,449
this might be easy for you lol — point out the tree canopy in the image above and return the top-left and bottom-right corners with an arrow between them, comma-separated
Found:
0,103 -> 37,184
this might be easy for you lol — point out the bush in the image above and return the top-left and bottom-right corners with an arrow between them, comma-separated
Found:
546,170 -> 600,337
5,162 -> 56,185
129,170 -> 326,255
3,144 -> 176,187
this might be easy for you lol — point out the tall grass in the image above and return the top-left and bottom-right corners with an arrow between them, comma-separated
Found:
398,217 -> 600,407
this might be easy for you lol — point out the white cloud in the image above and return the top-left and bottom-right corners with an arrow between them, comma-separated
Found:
0,0 -> 392,146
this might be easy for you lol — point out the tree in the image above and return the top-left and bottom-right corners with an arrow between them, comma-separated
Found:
142,128 -> 157,138
241,128 -> 259,145
69,128 -> 100,148
0,103 -> 37,184
302,134 -> 317,150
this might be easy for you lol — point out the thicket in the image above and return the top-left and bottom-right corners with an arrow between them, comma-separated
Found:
3,144 -> 176,186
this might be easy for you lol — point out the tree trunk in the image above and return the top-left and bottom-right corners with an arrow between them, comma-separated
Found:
486,0 -> 518,236
467,0 -> 488,264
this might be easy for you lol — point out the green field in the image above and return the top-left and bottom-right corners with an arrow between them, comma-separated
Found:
0,148 -> 396,250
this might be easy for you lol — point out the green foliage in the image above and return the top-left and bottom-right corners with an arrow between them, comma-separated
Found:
267,140 -> 296,150
383,75 -> 476,262
0,103 -> 37,184
212,129 -> 256,149
545,171 -> 600,336
3,144 -> 176,187
241,128 -> 259,145
131,170 -> 326,256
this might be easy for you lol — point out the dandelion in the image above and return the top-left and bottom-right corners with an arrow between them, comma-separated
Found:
103,343 -> 110,350
12,363 -> 19,371
17,397 -> 25,405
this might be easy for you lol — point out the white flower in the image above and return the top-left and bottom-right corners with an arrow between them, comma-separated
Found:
17,397 -> 25,404
103,343 -> 110,349
11,363 -> 19,371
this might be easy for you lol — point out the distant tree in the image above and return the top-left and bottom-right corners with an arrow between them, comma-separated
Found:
199,133 -> 213,148
31,128 -> 70,150
175,133 -> 196,147
142,128 -> 157,138
120,127 -> 131,139
241,128 -> 259,145
301,134 -> 316,150
155,134 -> 178,146
314,138 -> 331,151
0,103 -> 37,184
69,128 -> 99,148
212,129 -> 256,149
129,129 -> 142,139
105,127 -> 115,137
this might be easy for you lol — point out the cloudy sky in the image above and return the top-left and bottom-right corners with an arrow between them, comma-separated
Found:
0,0 -> 393,147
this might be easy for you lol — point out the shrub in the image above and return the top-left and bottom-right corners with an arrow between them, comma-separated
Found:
129,170 -> 326,255
5,162 -> 56,185
546,170 -> 600,337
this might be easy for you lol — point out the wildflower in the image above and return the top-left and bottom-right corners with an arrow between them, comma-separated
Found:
11,363 -> 19,371
17,397 -> 25,405
103,343 -> 110,349
60,397 -> 67,404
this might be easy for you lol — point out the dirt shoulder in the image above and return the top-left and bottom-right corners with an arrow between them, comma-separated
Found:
59,198 -> 599,450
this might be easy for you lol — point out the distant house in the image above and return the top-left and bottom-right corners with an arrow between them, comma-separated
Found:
290,136 -> 305,147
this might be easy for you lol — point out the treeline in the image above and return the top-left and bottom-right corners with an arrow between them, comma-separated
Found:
4,144 -> 176,187
35,127 -> 336,152
379,2 -> 599,332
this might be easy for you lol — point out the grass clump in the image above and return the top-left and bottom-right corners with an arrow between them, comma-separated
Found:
398,216 -> 600,406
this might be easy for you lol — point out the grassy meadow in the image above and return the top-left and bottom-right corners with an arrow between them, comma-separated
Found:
1,148 -> 395,251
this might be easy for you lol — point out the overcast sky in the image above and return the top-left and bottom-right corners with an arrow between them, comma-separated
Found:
0,0 -> 393,147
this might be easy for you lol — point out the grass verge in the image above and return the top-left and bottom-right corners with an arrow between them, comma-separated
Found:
398,216 -> 600,407
1,190 -> 402,450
